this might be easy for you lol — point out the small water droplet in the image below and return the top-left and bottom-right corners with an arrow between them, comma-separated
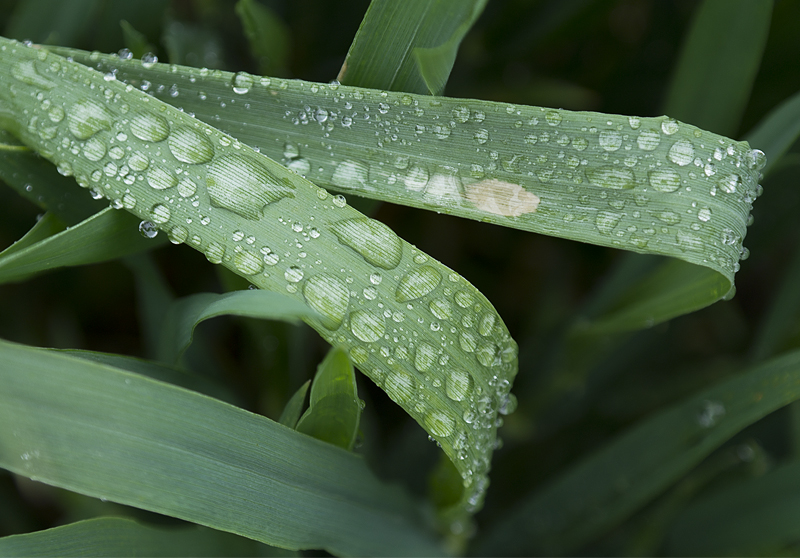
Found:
331,218 -> 402,270
303,274 -> 349,329
586,167 -> 635,189
697,399 -> 725,428
599,130 -> 622,151
68,100 -> 114,140
332,194 -> 347,208
130,112 -> 170,142
350,310 -> 385,342
414,342 -> 437,372
141,52 -> 158,68
545,111 -> 562,126
332,160 -> 369,190
168,225 -> 188,244
128,151 -> 150,171
122,193 -> 136,209
453,105 -> 470,123
177,177 -> 197,198
595,211 -> 622,234
404,165 -> 430,191
139,220 -> 158,238
385,371 -> 415,403
147,165 -> 178,190
648,168 -> 681,192
473,129 -> 489,144
667,140 -> 694,166
661,118 -> 679,135
698,207 -> 712,222
285,266 -> 304,283
425,410 -> 455,437
637,129 -> 660,151
429,298 -> 452,320
396,266 -> 442,302
204,242 -> 225,264
150,203 -> 171,224
717,173 -> 740,194
231,71 -> 254,94
83,137 -> 107,161
234,249 -> 263,275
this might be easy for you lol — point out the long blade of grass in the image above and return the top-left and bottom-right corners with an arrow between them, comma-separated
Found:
59,48 -> 763,327
0,516 -> 276,557
234,0 -> 290,78
158,289 -> 321,363
745,89 -> 800,176
338,0 -> 488,95
0,37 -> 516,517
663,0 -> 773,136
0,337 -> 442,556
665,460 -> 800,556
0,207 -> 165,285
476,348 -> 800,556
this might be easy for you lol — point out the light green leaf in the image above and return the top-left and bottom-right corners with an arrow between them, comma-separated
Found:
0,516 -> 278,557
158,290 -> 321,363
338,0 -> 488,95
0,38 -> 518,517
278,380 -> 310,428
0,337 -> 442,556
296,347 -> 362,450
666,460 -> 800,556
663,0 -> 773,136
0,207 -> 165,285
60,47 -> 763,327
478,348 -> 800,555
235,0 -> 290,77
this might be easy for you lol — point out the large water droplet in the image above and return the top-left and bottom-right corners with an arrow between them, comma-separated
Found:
718,173 -> 740,194
586,167 -> 635,189
667,140 -> 694,166
429,299 -> 452,320
82,137 -> 107,162
396,266 -> 442,302
128,151 -> 150,171
661,119 -> 679,135
599,130 -> 622,151
595,211 -> 622,234
474,129 -> 489,144
637,129 -> 660,151
205,242 -> 225,264
11,60 -> 55,89
545,111 -> 562,126
231,71 -> 254,94
385,371 -> 415,403
330,218 -> 403,270
177,177 -> 197,198
478,312 -> 497,336
169,126 -> 215,164
130,112 -> 169,142
404,165 -> 430,191
414,343 -> 437,372
331,160 -> 369,190
150,204 -> 171,224
168,225 -> 188,245
446,369 -> 473,402
425,410 -> 455,437
139,220 -> 158,238
284,266 -> 304,283
234,249 -> 263,275
147,165 -> 178,190
68,100 -> 114,140
350,310 -> 385,343
207,155 -> 295,220
648,168 -> 681,192
303,274 -> 350,330
475,342 -> 499,367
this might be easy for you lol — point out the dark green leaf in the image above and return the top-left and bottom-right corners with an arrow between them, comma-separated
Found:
278,380 -> 310,428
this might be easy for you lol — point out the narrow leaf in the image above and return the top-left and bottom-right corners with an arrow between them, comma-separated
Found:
235,0 -> 290,77
278,380 -> 310,428
0,338 -> 442,556
745,89 -> 800,176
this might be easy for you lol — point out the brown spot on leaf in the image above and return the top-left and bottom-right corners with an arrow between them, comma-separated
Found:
465,179 -> 540,217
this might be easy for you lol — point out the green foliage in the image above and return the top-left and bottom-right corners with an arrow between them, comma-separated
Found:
1,0 -> 800,556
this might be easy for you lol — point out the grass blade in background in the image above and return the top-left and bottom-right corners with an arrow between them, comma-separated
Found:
158,290 -> 320,363
477,348 -> 800,556
0,516 -> 278,557
0,338 -> 442,556
745,89 -> 800,176
0,207 -> 164,285
663,0 -> 772,137
60,49 -> 763,328
0,38 -> 516,518
235,0 -> 290,78
337,0 -> 488,95
279,380 -> 310,428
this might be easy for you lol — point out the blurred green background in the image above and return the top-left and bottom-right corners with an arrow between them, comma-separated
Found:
1,0 -> 800,555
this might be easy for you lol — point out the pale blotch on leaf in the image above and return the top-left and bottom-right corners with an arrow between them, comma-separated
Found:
465,179 -> 540,217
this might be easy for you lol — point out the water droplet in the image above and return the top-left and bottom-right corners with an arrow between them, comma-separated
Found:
303,274 -> 350,330
150,203 -> 171,224
698,207 -> 712,222
595,211 -> 622,234
331,160 -> 369,190
599,130 -> 622,151
141,52 -> 158,68
369,272 -> 382,285
122,193 -> 136,209
545,111 -> 562,126
330,218 -> 403,270
454,290 -> 473,308
667,140 -> 694,166
478,312 -> 497,336
363,286 -> 377,300
661,118 -> 679,135
147,165 -> 178,190
139,220 -> 158,238
350,310 -> 385,342
177,177 -> 197,198
234,249 -> 263,275
429,299 -> 452,320
231,71 -> 254,94
676,230 -> 702,251
656,210 -> 681,225
453,105 -> 470,123
718,173 -> 740,194
404,165 -> 430,191
82,137 -> 107,162
332,194 -> 347,208
459,331 -> 478,353
128,151 -> 150,171
48,104 -> 65,123
287,158 -> 310,176
396,266 -> 442,302
161,224 -> 186,245
476,342 -> 499,367
285,266 -> 304,283
385,371 -> 415,403
314,108 -> 329,123
433,125 -> 451,139
445,369 -> 473,402
130,112 -> 169,142
204,242 -> 225,264
748,149 -> 767,171
425,410 -> 455,437
697,399 -> 725,428
169,126 -> 215,164
12,59 -> 55,89
473,129 -> 489,144
636,129 -> 660,151
207,155 -> 295,220
586,167 -> 635,189
414,343 -> 437,372
648,168 -> 681,192
68,100 -> 114,140
499,393 -> 518,415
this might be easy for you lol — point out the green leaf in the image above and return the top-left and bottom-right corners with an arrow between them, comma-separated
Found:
235,0 -> 290,77
0,212 -> 65,257
0,207 -> 165,285
60,47 -> 763,327
745,89 -> 800,176
120,20 -> 154,60
5,0 -> 101,46
665,460 -> 800,556
0,38 -> 518,517
477,348 -> 800,555
278,380 -> 310,428
338,0 -> 488,95
0,516 -> 278,557
158,290 -> 321,363
663,0 -> 773,136
0,337 -> 442,556
296,347 -> 362,450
